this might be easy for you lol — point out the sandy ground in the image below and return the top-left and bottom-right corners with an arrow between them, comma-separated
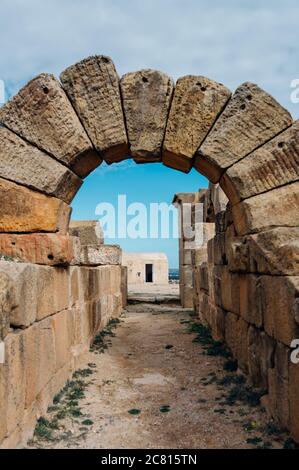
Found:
128,283 -> 179,296
27,306 -> 290,449
127,283 -> 180,305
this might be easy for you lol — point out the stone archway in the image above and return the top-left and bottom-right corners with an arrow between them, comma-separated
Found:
0,55 -> 298,445
0,55 -> 298,238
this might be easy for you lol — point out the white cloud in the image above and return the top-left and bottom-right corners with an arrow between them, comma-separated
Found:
0,0 -> 298,116
94,160 -> 136,176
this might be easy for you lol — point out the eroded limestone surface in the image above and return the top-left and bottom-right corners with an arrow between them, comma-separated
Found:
121,69 -> 174,162
61,56 -> 129,164
163,76 -> 231,172
0,74 -> 101,177
195,82 -> 292,182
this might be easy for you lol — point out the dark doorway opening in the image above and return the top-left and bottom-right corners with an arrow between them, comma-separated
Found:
145,264 -> 153,283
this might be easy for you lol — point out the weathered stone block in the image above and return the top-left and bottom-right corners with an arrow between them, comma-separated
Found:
207,263 -> 217,306
111,292 -> 123,318
121,266 -> 128,308
108,266 -> 122,295
213,266 -> 240,314
92,298 -> 103,333
36,267 -> 70,321
222,120 -> 299,204
0,332 -> 26,438
33,360 -> 74,429
78,268 -> 99,302
247,326 -> 275,388
227,238 -> 249,273
247,228 -> 299,276
0,262 -> 37,327
0,359 -> 7,442
239,274 -> 263,328
182,285 -> 194,309
0,271 -> 14,340
198,262 -> 209,292
221,268 -> 240,314
201,189 -> 214,222
198,222 -> 215,245
197,290 -> 211,324
214,211 -> 226,234
94,291 -> 122,333
163,75 -> 230,172
289,362 -> 299,443
207,238 -> 215,264
79,245 -> 121,266
69,266 -> 80,307
51,309 -> 73,370
193,265 -> 200,295
191,246 -> 208,266
0,233 -> 77,266
210,304 -> 226,341
71,304 -> 92,350
0,127 -> 82,204
23,317 -> 56,408
268,343 -> 290,429
225,312 -> 249,372
224,222 -> 236,249
210,232 -> 226,265
60,55 -> 129,164
121,69 -> 173,162
195,82 -> 292,183
261,276 -> 299,346
232,181 -> 299,235
182,265 -> 193,287
182,248 -> 192,265
69,220 -> 104,246
215,206 -> 234,234
0,263 -> 70,327
0,74 -> 100,177
98,266 -> 110,297
0,178 -> 71,234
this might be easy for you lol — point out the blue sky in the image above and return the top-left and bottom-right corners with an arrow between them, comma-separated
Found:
0,0 -> 298,266
72,162 -> 208,267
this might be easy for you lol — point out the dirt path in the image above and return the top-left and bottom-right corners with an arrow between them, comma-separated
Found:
27,305 -> 290,449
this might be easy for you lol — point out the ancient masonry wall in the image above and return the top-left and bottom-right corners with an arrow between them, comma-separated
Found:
0,223 -> 125,448
191,185 -> 299,443
173,190 -> 217,308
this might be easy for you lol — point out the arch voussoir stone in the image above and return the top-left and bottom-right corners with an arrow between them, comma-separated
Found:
60,55 -> 129,165
194,82 -> 292,183
120,69 -> 174,162
0,127 -> 82,204
162,75 -> 231,173
221,120 -> 299,204
0,74 -> 101,178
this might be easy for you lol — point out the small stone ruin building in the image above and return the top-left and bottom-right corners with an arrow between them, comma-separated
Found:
122,252 -> 169,286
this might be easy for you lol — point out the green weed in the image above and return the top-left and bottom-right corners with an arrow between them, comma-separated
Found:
160,405 -> 171,413
81,419 -> 94,426
128,409 -> 141,415
225,384 -> 266,407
